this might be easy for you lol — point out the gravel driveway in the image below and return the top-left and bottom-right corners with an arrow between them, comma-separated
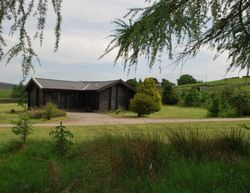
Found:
1,112 -> 250,127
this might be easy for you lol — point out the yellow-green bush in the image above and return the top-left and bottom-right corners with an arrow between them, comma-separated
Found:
130,78 -> 161,117
26,102 -> 66,120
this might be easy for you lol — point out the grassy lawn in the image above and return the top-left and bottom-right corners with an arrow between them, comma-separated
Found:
111,105 -> 208,119
0,103 -> 66,124
0,89 -> 12,98
0,103 -> 23,124
0,122 -> 250,193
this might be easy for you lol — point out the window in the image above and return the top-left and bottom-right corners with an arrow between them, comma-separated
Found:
51,92 -> 61,101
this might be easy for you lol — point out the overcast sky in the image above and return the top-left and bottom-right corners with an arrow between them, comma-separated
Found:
0,0 -> 247,84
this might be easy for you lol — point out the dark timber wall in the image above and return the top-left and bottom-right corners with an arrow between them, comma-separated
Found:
28,83 -> 41,107
98,83 -> 134,112
99,88 -> 111,111
27,80 -> 135,112
43,91 -> 66,109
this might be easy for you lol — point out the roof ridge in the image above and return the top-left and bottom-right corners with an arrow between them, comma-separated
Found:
35,77 -> 120,83
35,77 -> 78,83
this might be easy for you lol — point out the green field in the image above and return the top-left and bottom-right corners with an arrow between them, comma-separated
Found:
0,122 -> 250,193
111,105 -> 208,119
0,89 -> 12,98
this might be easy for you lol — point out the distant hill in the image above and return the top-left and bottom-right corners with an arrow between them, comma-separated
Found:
175,77 -> 250,91
0,82 -> 16,89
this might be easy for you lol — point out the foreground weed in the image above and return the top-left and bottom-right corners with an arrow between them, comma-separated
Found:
167,128 -> 249,161
11,113 -> 33,144
50,122 -> 74,156
82,132 -> 169,179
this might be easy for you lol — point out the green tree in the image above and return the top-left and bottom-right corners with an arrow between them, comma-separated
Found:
102,0 -> 250,76
126,78 -> 139,89
0,0 -> 62,79
130,78 -> 161,117
149,77 -> 159,85
11,82 -> 27,107
11,113 -> 33,144
177,74 -> 197,85
161,79 -> 178,105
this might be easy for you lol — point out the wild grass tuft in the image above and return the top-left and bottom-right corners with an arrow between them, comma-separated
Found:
167,128 -> 249,161
80,132 -> 169,179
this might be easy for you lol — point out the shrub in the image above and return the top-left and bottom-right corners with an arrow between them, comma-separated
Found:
10,109 -> 16,114
182,87 -> 200,106
229,88 -> 250,116
11,113 -> 33,144
44,102 -> 57,120
130,78 -> 161,117
207,95 -> 220,117
26,108 -> 45,119
49,122 -> 74,156
26,103 -> 66,120
130,93 -> 158,117
161,79 -> 178,105
207,87 -> 250,117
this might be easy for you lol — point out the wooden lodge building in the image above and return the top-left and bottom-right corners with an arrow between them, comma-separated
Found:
25,77 -> 136,112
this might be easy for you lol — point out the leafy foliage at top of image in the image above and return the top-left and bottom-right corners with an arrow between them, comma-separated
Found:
0,0 -> 62,79
102,0 -> 250,75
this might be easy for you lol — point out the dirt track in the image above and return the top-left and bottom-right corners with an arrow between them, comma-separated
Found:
1,112 -> 250,127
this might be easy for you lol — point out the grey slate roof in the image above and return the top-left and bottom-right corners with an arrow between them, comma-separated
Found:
30,77 -> 130,92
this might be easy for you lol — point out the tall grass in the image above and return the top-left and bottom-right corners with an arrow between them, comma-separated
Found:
167,128 -> 249,161
0,127 -> 250,193
79,132 -> 169,179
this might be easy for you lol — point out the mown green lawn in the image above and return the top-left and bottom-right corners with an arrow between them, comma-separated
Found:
0,89 -> 12,98
0,103 -> 66,124
0,122 -> 250,193
0,103 -> 23,124
111,105 -> 208,119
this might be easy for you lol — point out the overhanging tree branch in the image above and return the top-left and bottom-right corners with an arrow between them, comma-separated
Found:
102,0 -> 250,75
0,0 -> 62,79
